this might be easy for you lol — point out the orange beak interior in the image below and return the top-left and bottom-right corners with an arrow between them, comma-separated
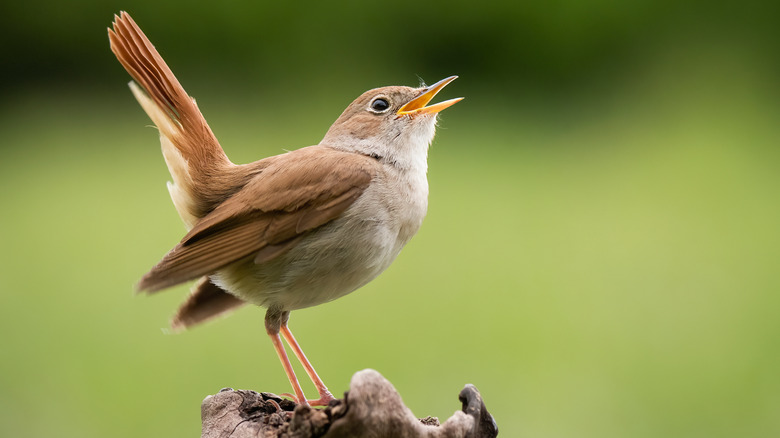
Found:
396,76 -> 463,117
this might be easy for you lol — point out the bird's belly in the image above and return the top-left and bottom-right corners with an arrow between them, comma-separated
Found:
211,217 -> 404,311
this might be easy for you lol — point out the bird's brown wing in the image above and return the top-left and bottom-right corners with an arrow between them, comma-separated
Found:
137,146 -> 380,293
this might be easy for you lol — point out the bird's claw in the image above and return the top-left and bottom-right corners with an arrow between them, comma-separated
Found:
306,392 -> 336,406
280,390 -> 335,406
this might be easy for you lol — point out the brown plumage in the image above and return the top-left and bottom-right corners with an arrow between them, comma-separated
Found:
171,277 -> 244,331
109,12 -> 378,323
137,147 -> 377,293
108,11 -> 461,406
109,12 -> 241,217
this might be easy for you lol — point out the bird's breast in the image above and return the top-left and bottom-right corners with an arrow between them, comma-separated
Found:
212,165 -> 429,311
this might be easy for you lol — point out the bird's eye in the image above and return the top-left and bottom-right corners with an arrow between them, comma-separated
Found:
369,98 -> 390,113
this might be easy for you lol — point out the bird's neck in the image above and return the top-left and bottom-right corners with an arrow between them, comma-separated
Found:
320,120 -> 435,176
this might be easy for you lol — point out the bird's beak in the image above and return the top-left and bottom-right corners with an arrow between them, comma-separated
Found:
396,76 -> 463,117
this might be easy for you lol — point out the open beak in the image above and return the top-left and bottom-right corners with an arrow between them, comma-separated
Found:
396,76 -> 463,117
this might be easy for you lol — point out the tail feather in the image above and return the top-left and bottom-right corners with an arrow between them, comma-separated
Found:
108,11 -> 233,223
171,277 -> 247,331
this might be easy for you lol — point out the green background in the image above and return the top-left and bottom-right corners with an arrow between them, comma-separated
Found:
1,1 -> 779,437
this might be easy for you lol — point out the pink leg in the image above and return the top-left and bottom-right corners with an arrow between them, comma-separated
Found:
267,331 -> 309,406
280,323 -> 335,406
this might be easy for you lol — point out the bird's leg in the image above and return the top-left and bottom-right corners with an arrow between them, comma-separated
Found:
280,321 -> 335,406
265,309 -> 308,405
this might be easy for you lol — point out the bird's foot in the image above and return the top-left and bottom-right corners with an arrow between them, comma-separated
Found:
280,389 -> 335,406
306,389 -> 336,406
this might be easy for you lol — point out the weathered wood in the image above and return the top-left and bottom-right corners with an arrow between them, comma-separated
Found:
201,369 -> 498,438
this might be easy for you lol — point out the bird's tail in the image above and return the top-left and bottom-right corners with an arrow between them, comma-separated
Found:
170,277 -> 246,331
108,11 -> 233,227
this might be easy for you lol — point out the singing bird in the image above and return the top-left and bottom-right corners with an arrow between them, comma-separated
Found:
108,12 -> 461,406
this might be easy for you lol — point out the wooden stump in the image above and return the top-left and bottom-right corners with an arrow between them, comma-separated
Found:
201,369 -> 498,437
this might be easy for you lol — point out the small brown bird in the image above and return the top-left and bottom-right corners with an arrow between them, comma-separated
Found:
108,12 -> 461,406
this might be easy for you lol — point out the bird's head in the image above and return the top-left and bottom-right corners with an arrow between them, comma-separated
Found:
321,76 -> 462,171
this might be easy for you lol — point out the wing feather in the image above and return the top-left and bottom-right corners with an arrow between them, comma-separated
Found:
137,147 -> 380,293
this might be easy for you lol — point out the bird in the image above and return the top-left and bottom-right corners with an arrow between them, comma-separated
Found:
108,11 -> 462,406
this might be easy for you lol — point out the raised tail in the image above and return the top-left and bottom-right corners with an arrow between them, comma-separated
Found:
108,11 -> 234,227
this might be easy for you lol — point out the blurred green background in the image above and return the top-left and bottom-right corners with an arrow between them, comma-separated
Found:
1,1 -> 779,437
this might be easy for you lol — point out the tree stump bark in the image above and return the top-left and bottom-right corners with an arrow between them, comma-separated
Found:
201,369 -> 498,437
